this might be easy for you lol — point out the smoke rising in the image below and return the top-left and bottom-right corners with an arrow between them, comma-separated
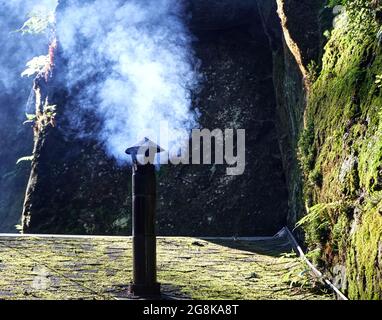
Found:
56,0 -> 201,163
0,0 -> 57,96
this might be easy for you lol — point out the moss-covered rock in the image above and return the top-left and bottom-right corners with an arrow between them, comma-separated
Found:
297,0 -> 382,299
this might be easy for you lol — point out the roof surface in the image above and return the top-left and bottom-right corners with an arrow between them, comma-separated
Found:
0,234 -> 333,300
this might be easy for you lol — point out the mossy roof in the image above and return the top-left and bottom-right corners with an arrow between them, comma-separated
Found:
0,234 -> 333,300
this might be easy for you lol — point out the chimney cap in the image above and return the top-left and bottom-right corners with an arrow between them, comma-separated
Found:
125,137 -> 164,157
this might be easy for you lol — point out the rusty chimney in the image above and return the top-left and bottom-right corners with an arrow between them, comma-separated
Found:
125,137 -> 163,297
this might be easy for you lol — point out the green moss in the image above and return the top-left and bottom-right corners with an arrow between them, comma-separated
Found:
347,206 -> 382,299
297,203 -> 332,248
0,236 -> 333,300
332,213 -> 350,257
299,117 -> 316,173
309,165 -> 323,188
298,2 -> 382,299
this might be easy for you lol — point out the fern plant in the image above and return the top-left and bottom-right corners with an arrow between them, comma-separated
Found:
18,10 -> 55,35
21,55 -> 49,78
23,113 -> 37,125
296,201 -> 343,229
16,156 -> 34,165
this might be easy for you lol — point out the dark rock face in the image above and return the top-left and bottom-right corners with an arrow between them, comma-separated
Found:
189,0 -> 258,30
21,1 -> 289,236
22,125 -> 132,234
257,0 -> 308,229
256,0 -> 326,231
157,21 -> 288,236
277,0 -> 323,68
0,92 -> 31,232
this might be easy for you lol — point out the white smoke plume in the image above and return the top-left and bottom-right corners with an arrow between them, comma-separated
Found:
56,0 -> 201,163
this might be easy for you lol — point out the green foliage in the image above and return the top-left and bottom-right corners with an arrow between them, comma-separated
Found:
281,263 -> 311,289
43,104 -> 56,118
309,166 -> 323,188
296,202 -> 341,229
347,207 -> 382,299
323,30 -> 332,39
23,113 -> 37,125
327,0 -> 348,8
375,74 -> 382,88
43,105 -> 56,113
40,103 -> 57,127
16,156 -> 34,165
358,109 -> 382,193
280,254 -> 328,294
307,60 -> 320,84
17,10 -> 54,35
296,203 -> 331,246
345,0 -> 380,34
298,118 -> 316,173
296,201 -> 351,256
301,0 -> 382,299
21,55 -> 49,77
332,214 -> 350,255
305,248 -> 323,266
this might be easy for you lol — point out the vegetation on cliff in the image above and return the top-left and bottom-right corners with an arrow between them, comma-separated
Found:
298,0 -> 382,299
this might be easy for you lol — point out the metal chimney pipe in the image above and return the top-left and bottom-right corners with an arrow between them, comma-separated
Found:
126,138 -> 163,297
